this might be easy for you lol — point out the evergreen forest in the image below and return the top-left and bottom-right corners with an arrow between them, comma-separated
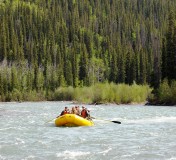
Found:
0,0 -> 176,104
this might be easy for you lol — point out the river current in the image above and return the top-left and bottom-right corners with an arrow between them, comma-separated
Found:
0,102 -> 176,160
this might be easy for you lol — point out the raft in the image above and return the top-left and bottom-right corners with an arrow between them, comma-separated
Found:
55,114 -> 94,127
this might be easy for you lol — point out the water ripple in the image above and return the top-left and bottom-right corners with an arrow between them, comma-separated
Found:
0,102 -> 176,160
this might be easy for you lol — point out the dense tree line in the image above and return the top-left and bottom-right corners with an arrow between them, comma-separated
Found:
162,11 -> 176,82
0,0 -> 176,101
149,11 -> 176,105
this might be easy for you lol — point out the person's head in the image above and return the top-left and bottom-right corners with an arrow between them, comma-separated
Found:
65,107 -> 68,110
82,106 -> 85,110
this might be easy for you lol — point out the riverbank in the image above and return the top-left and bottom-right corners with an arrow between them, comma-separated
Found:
0,82 -> 151,105
145,101 -> 176,106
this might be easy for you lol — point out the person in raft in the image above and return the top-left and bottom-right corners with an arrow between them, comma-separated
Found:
60,107 -> 70,116
75,106 -> 81,116
81,106 -> 89,118
71,107 -> 77,114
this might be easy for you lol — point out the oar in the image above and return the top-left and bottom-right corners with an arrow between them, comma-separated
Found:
91,117 -> 121,124
44,118 -> 56,124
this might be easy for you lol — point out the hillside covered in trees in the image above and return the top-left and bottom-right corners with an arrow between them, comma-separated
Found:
0,0 -> 176,103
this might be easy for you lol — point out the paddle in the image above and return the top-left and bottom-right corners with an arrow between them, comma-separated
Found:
44,118 -> 56,124
91,117 -> 121,124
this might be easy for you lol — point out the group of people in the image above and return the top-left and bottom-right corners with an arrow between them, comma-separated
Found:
59,106 -> 90,119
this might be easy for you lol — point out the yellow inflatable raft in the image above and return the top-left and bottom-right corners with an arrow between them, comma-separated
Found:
55,114 -> 94,127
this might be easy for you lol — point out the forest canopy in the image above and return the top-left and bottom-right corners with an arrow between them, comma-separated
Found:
0,0 -> 176,102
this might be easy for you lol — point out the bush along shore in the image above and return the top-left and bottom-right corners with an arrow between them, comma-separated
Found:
51,82 -> 151,104
148,79 -> 176,106
0,82 -> 151,104
2,80 -> 176,106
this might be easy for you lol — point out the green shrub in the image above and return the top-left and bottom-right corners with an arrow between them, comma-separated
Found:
9,89 -> 22,101
170,81 -> 176,104
53,82 -> 151,104
54,86 -> 74,101
74,87 -> 94,103
157,79 -> 172,103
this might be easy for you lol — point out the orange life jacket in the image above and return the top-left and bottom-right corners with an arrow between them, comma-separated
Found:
63,110 -> 68,115
61,110 -> 69,116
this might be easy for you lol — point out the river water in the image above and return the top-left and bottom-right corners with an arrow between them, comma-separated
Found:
0,102 -> 176,160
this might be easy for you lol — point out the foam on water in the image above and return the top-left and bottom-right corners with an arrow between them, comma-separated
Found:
0,155 -> 6,160
0,127 -> 16,131
15,138 -> 25,145
125,116 -> 176,124
98,147 -> 112,155
168,158 -> 176,160
56,150 -> 90,159
22,155 -> 36,160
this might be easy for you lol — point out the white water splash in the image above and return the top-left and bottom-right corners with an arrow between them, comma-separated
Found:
22,155 -> 36,160
98,147 -> 112,155
0,155 -> 6,160
56,150 -> 90,159
15,138 -> 25,145
168,158 -> 176,160
0,127 -> 13,131
125,116 -> 176,124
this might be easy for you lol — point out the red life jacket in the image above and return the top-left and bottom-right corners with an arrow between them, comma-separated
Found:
61,110 -> 69,116
63,110 -> 68,115
81,109 -> 88,118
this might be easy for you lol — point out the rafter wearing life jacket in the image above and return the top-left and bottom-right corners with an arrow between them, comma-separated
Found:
60,107 -> 70,116
81,106 -> 88,118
